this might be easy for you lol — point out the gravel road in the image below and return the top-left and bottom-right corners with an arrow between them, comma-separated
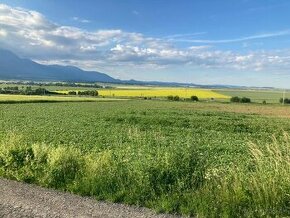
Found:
0,179 -> 180,218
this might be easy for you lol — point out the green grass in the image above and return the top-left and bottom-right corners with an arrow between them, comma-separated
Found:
0,94 -> 126,103
1,100 -> 290,216
216,89 -> 289,103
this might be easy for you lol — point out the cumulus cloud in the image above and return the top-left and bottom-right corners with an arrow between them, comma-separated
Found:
0,3 -> 289,76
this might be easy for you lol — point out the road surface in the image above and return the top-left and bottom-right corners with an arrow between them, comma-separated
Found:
0,178 -> 179,218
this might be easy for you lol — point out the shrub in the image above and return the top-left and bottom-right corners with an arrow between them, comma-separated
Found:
68,91 -> 77,95
280,98 -> 290,104
230,96 -> 240,102
167,95 -> 174,101
230,96 -> 251,103
173,96 -> 180,101
78,90 -> 98,96
190,96 -> 199,102
240,97 -> 251,103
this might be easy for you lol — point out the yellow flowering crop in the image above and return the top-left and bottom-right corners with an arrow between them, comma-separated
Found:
98,88 -> 229,99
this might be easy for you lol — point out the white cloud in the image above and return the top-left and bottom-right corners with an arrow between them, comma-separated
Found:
0,29 -> 7,37
164,32 -> 207,39
72,17 -> 91,23
0,3 -> 289,78
171,30 -> 290,44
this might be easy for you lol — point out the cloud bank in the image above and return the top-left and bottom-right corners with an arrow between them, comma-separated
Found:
0,3 -> 289,80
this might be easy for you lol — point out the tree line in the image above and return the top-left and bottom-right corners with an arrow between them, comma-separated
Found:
167,95 -> 199,101
68,90 -> 98,96
0,86 -> 58,95
0,86 -> 98,97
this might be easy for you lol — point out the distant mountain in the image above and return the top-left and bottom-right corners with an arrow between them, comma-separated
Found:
0,49 -> 275,89
0,49 -> 118,83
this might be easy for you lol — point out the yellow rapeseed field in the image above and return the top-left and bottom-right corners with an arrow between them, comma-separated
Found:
98,88 -> 229,99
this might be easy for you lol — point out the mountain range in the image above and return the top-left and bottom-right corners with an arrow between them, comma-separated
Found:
0,49 -> 274,89
0,49 -> 118,83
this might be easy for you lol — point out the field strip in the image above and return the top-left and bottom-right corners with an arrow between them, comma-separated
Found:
0,178 -> 178,218
0,94 -> 127,103
57,89 -> 230,99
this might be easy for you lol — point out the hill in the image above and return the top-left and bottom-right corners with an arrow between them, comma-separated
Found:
0,49 -> 118,83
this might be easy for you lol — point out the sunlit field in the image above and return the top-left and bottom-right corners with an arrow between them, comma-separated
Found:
98,88 -> 229,98
216,89 -> 289,103
0,94 -> 125,103
1,100 -> 290,217
58,88 -> 229,99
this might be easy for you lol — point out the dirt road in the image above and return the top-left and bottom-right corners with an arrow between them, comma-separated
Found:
0,179 -> 179,218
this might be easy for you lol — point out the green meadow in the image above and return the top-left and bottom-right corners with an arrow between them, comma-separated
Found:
1,100 -> 290,217
216,89 -> 289,103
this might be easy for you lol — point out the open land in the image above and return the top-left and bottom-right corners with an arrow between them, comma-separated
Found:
0,96 -> 290,216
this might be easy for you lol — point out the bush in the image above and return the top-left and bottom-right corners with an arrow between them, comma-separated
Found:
230,96 -> 240,102
173,96 -> 180,101
280,98 -> 290,104
230,96 -> 251,103
240,97 -> 251,103
78,90 -> 98,96
167,96 -> 180,101
190,96 -> 199,102
68,91 -> 77,95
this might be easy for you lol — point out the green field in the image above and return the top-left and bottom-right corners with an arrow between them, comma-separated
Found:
1,82 -> 289,104
1,100 -> 290,216
216,89 -> 290,103
0,94 -> 126,103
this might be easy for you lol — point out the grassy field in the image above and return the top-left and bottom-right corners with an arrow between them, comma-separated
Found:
2,82 -> 288,104
216,89 -> 290,103
1,100 -> 290,216
0,94 -> 125,103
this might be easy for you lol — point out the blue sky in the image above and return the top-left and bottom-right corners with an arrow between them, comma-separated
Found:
0,0 -> 290,87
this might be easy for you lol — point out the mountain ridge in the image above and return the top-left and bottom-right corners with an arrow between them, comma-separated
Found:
0,49 -> 275,89
0,49 -> 118,83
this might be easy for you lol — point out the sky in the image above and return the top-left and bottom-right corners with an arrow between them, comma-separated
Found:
0,0 -> 290,87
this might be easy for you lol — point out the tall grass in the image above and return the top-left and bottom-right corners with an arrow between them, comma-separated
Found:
1,132 -> 290,217
186,133 -> 290,217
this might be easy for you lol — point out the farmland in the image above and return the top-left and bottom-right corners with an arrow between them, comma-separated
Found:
1,100 -> 290,217
2,82 -> 289,103
56,88 -> 229,99
216,89 -> 289,103
0,94 -> 125,103
97,88 -> 229,99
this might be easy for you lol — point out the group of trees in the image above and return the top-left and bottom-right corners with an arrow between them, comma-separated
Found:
74,90 -> 99,96
0,86 -> 56,95
167,95 -> 199,102
0,86 -> 99,97
280,98 -> 290,104
230,96 -> 251,103
167,95 -> 180,101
